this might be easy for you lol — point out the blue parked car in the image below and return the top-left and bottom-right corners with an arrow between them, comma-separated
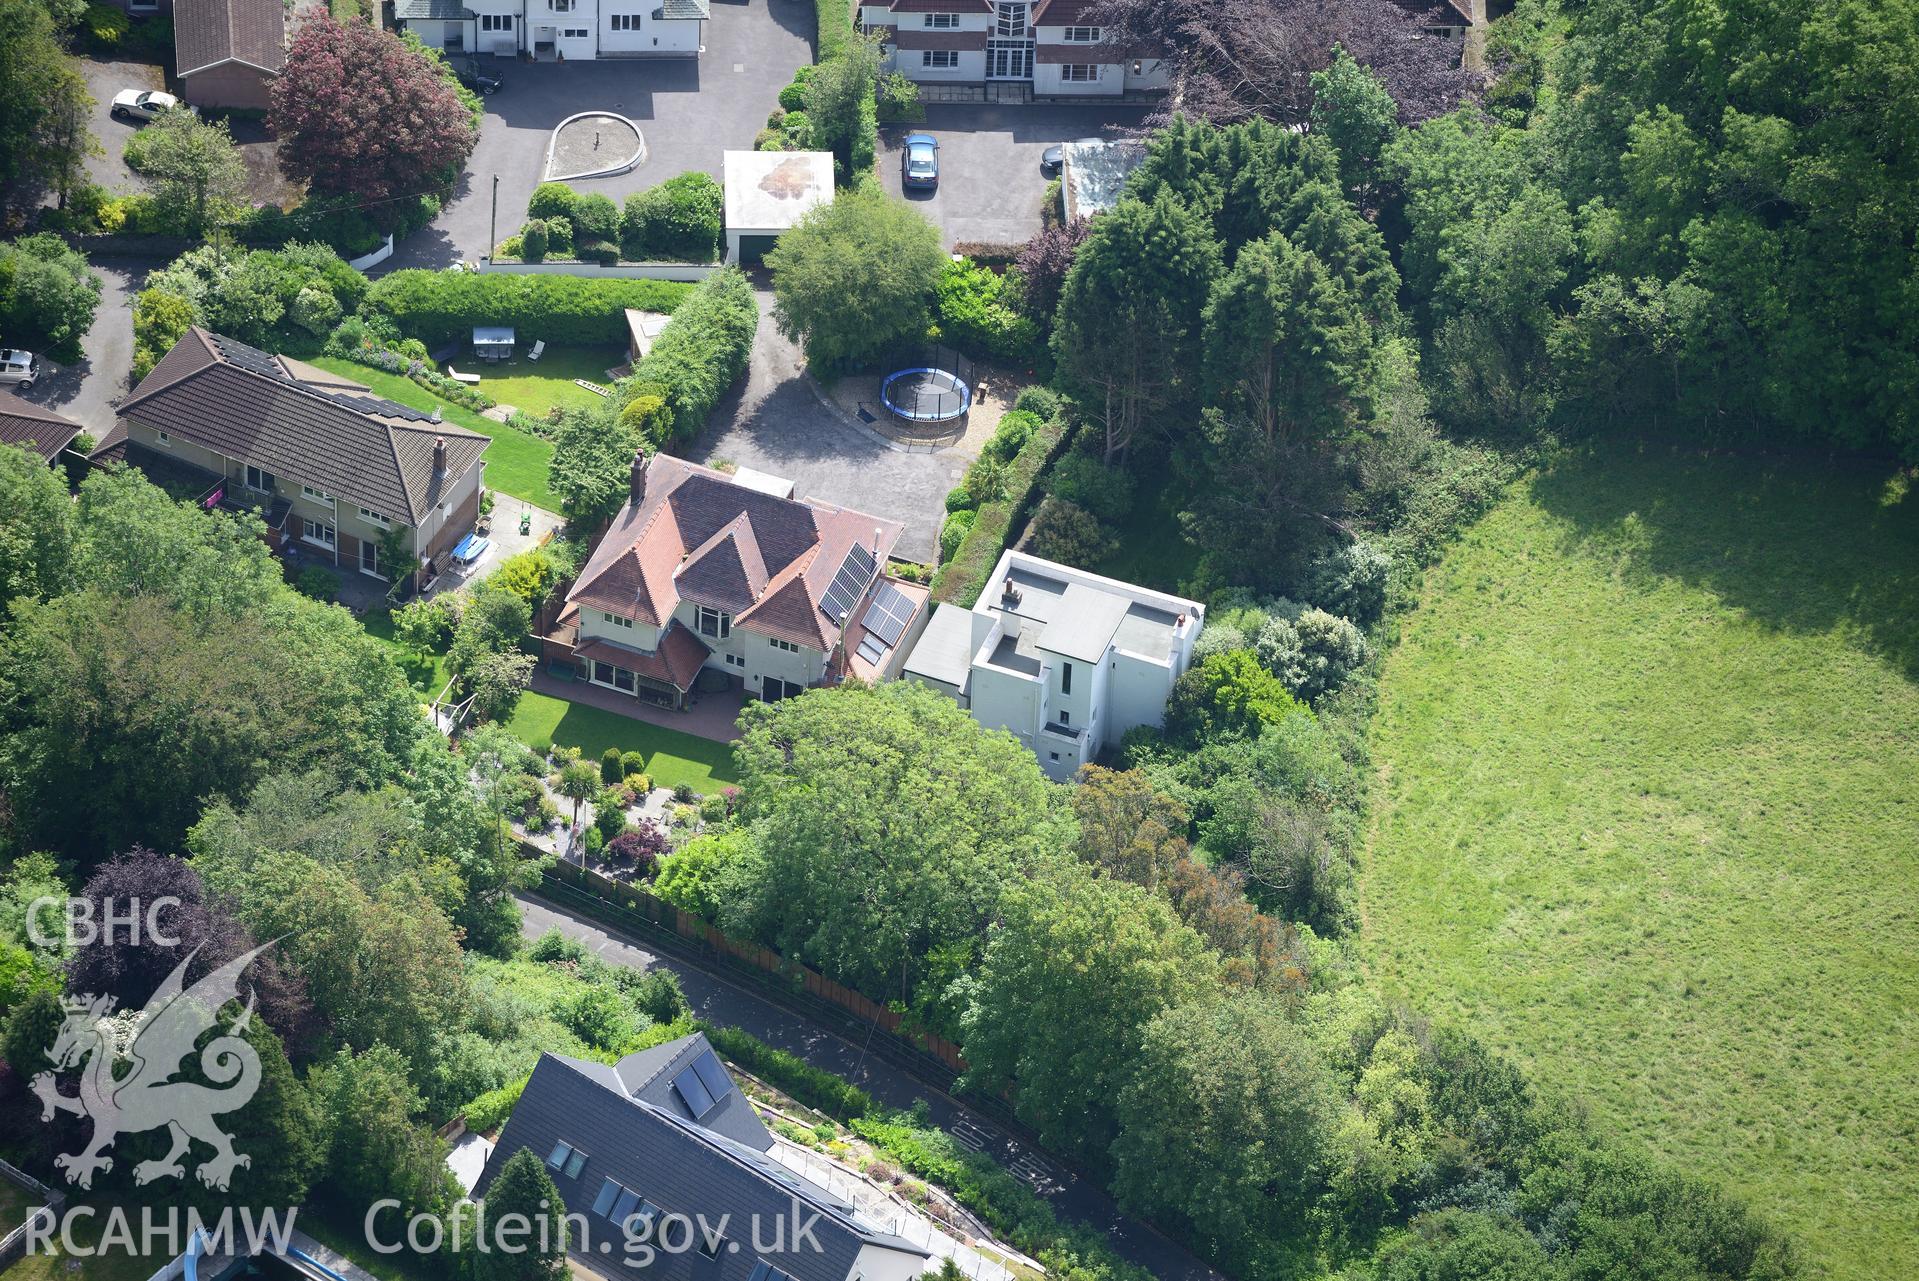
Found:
902,133 -> 940,189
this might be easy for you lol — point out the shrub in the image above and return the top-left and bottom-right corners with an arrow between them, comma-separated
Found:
576,239 -> 619,266
1045,450 -> 1135,523
540,216 -> 573,258
132,288 -> 196,381
519,219 -> 549,262
813,0 -> 852,61
700,1024 -> 874,1119
294,566 -> 339,601
934,259 -> 1039,361
620,172 -> 724,263
496,234 -> 524,260
605,825 -> 669,878
572,192 -> 620,244
463,1075 -> 528,1132
529,928 -> 586,963
960,455 -> 1006,507
671,782 -> 696,804
601,747 -> 624,785
620,751 -> 647,779
584,826 -> 605,859
944,486 -> 977,514
1302,539 -> 1391,628
1013,386 -> 1060,420
1025,496 -> 1113,567
627,267 -> 758,442
932,414 -> 1072,604
81,3 -> 129,47
290,285 -> 343,337
363,271 -> 694,345
626,968 -> 686,1022
982,409 -> 1041,463
527,182 -> 578,222
777,73 -> 810,113
619,392 -> 673,445
939,509 -> 975,563
594,788 -> 630,840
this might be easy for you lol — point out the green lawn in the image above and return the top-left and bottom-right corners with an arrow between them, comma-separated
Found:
307,357 -> 560,512
507,691 -> 740,792
1362,446 -> 1919,1281
471,346 -> 625,419
361,606 -> 452,697
0,1195 -> 168,1281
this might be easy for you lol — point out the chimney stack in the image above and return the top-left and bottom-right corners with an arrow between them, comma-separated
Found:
432,435 -> 446,476
629,447 -> 650,503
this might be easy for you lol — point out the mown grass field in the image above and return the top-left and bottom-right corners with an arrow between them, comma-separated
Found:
1362,445 -> 1919,1281
507,692 -> 740,792
474,346 -> 624,418
306,357 -> 560,511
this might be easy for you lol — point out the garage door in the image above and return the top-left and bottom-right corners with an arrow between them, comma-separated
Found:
735,234 -> 781,263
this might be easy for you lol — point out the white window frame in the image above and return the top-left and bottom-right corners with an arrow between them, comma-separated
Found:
696,606 -> 730,640
1059,63 -> 1100,82
301,518 -> 335,549
609,12 -> 640,28
551,0 -> 575,11
245,464 -> 275,492
562,25 -> 588,37
302,484 -> 334,507
770,637 -> 800,653
358,506 -> 392,528
1061,24 -> 1100,41
602,611 -> 635,630
921,11 -> 959,26
994,1 -> 1027,37
154,429 -> 173,447
724,653 -> 746,669
921,49 -> 959,68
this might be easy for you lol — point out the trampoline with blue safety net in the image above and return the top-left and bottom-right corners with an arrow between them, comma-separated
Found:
879,345 -> 974,424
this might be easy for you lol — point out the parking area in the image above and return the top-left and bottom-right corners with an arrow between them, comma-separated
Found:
19,256 -> 151,436
388,0 -> 813,268
76,54 -> 167,195
878,102 -> 1149,248
686,283 -> 962,564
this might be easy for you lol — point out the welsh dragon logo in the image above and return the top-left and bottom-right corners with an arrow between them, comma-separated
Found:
30,942 -> 273,1191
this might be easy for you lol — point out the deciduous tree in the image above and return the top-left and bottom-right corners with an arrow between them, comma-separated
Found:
767,188 -> 945,372
123,110 -> 248,238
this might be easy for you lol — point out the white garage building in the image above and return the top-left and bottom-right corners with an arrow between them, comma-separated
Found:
722,150 -> 834,263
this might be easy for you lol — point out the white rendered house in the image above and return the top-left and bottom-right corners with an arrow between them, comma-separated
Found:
857,0 -> 1168,96
903,550 -> 1204,781
393,0 -> 708,61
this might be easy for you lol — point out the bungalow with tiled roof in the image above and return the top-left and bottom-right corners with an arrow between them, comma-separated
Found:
548,450 -> 931,711
173,0 -> 285,111
0,390 -> 85,465
96,328 -> 487,592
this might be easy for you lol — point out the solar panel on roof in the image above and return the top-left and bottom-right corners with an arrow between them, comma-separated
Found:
688,1048 -> 732,1101
819,542 -> 878,624
856,635 -> 887,665
862,582 -> 913,647
672,1065 -> 717,1118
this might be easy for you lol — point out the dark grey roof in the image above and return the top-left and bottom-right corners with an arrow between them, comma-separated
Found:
1039,582 -> 1131,663
393,0 -> 475,17
477,1050 -> 927,1281
613,1033 -> 773,1152
117,328 -> 487,526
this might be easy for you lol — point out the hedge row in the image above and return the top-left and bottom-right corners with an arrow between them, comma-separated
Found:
697,1023 -> 876,1120
853,1116 -> 1152,1281
815,0 -> 853,61
628,267 -> 759,442
931,413 -> 1073,605
362,271 -> 695,346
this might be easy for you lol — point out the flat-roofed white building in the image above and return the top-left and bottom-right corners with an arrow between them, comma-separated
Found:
903,549 -> 1204,781
722,150 -> 835,263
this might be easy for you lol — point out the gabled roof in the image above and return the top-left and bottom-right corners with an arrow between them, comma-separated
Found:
174,0 -> 286,78
0,390 -> 83,463
574,622 -> 712,693
569,454 -> 903,651
612,1033 -> 772,1151
117,328 -> 487,526
477,1048 -> 928,1281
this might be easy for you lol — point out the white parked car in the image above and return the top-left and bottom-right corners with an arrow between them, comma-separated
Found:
0,349 -> 41,391
111,89 -> 191,122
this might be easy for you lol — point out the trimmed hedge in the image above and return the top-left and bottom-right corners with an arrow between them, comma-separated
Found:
697,1023 -> 876,1120
628,267 -> 759,443
814,0 -> 852,61
363,271 -> 695,346
931,411 -> 1072,605
621,173 -> 724,264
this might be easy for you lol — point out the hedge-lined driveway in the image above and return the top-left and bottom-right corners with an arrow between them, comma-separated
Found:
387,1 -> 812,269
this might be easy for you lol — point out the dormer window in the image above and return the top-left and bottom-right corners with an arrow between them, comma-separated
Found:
696,606 -> 730,639
603,611 -> 635,630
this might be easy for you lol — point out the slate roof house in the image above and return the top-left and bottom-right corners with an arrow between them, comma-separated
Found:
96,328 -> 488,592
0,390 -> 85,465
476,1033 -> 928,1281
903,549 -> 1203,782
173,0 -> 285,111
546,450 -> 931,711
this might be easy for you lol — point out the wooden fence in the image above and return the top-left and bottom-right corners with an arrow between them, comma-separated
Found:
541,858 -> 968,1071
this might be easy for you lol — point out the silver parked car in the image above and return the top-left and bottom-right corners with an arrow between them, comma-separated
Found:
0,349 -> 41,391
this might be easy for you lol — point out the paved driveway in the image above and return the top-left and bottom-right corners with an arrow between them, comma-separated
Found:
77,54 -> 167,195
878,103 -> 1148,248
23,256 -> 152,436
388,0 -> 812,269
684,284 -> 963,564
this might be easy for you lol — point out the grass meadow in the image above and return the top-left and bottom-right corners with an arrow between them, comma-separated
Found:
1361,445 -> 1919,1281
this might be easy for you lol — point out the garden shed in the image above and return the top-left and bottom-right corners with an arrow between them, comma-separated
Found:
721,150 -> 834,264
